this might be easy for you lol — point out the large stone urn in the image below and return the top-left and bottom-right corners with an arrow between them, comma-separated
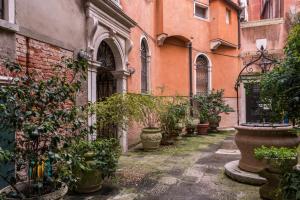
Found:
235,124 -> 299,173
141,128 -> 162,151
0,182 -> 68,200
74,152 -> 103,193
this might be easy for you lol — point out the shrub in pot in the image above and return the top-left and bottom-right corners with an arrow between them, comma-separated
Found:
254,146 -> 298,200
207,90 -> 234,132
160,99 -> 188,144
58,138 -> 121,194
193,95 -> 210,135
185,117 -> 196,136
136,95 -> 163,151
0,58 -> 87,199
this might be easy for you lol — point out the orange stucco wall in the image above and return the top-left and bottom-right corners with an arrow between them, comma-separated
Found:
120,0 -> 241,145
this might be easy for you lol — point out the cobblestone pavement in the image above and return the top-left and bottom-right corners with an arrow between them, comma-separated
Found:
67,131 -> 260,200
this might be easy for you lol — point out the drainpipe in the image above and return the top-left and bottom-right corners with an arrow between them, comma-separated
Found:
238,10 -> 241,49
188,42 -> 193,116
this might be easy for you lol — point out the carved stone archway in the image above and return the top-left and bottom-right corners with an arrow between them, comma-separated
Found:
86,0 -> 136,152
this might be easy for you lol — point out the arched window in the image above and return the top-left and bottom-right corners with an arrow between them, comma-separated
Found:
141,39 -> 149,93
97,41 -> 116,71
196,55 -> 209,95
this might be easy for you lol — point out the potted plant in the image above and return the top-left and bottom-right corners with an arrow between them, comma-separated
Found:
0,58 -> 87,199
193,95 -> 210,135
58,138 -> 121,194
185,117 -> 196,136
136,95 -> 162,151
254,146 -> 298,200
207,90 -> 234,132
160,99 -> 188,144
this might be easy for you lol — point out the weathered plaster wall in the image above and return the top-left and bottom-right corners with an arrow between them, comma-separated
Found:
15,0 -> 86,51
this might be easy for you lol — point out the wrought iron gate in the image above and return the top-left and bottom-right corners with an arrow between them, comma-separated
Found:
96,70 -> 118,139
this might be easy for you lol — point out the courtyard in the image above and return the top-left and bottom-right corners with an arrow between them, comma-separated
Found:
67,131 -> 260,200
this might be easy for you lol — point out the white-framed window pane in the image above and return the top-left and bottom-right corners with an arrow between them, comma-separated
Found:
195,4 -> 208,19
226,9 -> 231,24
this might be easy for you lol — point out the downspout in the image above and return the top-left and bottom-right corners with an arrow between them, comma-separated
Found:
237,10 -> 241,125
188,42 -> 193,116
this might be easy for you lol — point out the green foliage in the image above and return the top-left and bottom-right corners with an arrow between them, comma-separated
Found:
57,138 -> 121,189
282,170 -> 300,200
254,146 -> 297,160
90,93 -> 163,129
160,97 -> 188,138
260,23 -> 300,123
0,57 -> 88,198
193,90 -> 234,123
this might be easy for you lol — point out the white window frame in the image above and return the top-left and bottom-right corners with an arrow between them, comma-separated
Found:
0,0 -> 18,32
194,1 -> 210,21
226,8 -> 231,24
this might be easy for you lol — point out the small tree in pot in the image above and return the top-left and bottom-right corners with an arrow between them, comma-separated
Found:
207,90 -> 234,132
193,95 -> 210,135
0,58 -> 87,199
160,98 -> 188,144
137,95 -> 163,151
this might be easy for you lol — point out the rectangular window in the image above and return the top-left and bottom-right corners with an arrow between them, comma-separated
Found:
261,0 -> 283,19
194,2 -> 209,20
226,9 -> 231,24
0,0 -> 4,19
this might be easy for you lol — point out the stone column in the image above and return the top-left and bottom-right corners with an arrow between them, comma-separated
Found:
88,64 -> 98,141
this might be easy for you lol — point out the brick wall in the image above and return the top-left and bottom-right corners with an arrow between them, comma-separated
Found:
15,34 -> 74,79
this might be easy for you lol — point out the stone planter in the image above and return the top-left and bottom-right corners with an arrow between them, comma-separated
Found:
74,152 -> 103,194
0,182 -> 68,200
259,157 -> 298,200
209,116 -> 221,132
196,123 -> 209,135
141,128 -> 162,151
235,124 -> 299,173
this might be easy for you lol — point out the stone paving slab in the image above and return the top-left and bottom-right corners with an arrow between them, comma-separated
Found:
67,132 -> 261,200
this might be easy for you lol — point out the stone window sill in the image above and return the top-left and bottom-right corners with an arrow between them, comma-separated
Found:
241,18 -> 284,28
0,19 -> 19,32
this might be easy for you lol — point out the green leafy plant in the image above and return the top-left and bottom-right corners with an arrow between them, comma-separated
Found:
160,97 -> 188,139
0,57 -> 88,198
193,90 -> 234,124
57,138 -> 121,190
260,23 -> 300,124
254,146 -> 297,160
281,170 -> 300,200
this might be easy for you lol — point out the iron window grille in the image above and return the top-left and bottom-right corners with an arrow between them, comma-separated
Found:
141,39 -> 148,93
196,55 -> 209,96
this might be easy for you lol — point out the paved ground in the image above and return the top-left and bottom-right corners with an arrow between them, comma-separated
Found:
67,131 -> 260,200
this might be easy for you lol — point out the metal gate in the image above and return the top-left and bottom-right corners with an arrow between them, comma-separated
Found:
96,70 -> 118,139
0,89 -> 15,188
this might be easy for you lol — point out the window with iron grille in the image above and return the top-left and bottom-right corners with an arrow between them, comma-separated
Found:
0,0 -> 4,19
141,39 -> 149,93
261,0 -> 283,19
196,55 -> 209,95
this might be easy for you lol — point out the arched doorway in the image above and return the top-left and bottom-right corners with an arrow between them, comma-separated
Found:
196,55 -> 210,95
96,41 -> 118,138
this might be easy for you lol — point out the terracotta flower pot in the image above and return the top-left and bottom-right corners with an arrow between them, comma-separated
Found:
74,152 -> 103,194
0,182 -> 68,200
197,123 -> 209,135
235,124 -> 299,173
141,128 -> 162,151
